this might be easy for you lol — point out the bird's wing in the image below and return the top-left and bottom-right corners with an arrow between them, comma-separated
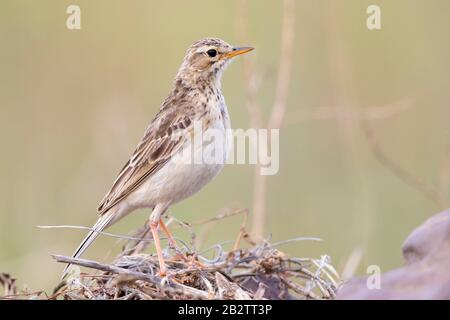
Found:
97,104 -> 194,215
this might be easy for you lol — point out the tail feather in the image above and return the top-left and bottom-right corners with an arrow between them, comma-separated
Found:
62,213 -> 115,279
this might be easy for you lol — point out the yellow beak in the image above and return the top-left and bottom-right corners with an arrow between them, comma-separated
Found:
223,47 -> 254,59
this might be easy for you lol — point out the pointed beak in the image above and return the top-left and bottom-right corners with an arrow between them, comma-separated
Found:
223,46 -> 254,59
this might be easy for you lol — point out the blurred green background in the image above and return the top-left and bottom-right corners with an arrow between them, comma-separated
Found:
1,0 -> 449,293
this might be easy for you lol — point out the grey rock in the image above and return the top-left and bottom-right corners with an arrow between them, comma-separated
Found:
337,209 -> 450,300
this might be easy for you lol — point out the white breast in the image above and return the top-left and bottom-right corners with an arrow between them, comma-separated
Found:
128,97 -> 231,209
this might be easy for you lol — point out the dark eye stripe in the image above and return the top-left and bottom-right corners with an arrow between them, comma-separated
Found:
206,49 -> 217,57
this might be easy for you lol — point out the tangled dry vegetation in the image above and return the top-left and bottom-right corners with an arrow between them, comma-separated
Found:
1,209 -> 340,300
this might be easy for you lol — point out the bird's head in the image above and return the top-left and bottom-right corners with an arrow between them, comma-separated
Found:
176,38 -> 253,86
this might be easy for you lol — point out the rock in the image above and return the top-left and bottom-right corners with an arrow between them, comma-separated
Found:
336,209 -> 450,300
402,210 -> 450,264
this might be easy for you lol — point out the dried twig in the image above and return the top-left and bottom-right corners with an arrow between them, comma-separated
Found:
44,228 -> 340,300
361,119 -> 443,207
52,254 -> 161,285
0,273 -> 17,297
51,254 -> 209,299
38,225 -> 156,243
285,98 -> 415,125
237,0 -> 296,239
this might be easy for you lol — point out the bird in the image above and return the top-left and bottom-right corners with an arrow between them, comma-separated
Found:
63,38 -> 254,277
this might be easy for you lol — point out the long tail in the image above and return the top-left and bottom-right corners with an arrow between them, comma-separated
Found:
61,212 -> 115,279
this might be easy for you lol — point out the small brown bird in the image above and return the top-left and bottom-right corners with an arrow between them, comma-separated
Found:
63,38 -> 253,277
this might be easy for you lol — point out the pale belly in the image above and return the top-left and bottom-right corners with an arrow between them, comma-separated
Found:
126,116 -> 231,209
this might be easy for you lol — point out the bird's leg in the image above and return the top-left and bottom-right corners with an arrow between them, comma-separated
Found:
149,220 -> 167,276
159,218 -> 191,264
159,218 -> 177,249
149,204 -> 169,276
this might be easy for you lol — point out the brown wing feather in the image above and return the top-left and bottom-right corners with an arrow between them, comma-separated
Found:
97,102 -> 193,215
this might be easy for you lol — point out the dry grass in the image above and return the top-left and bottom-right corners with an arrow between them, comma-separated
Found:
1,210 -> 340,300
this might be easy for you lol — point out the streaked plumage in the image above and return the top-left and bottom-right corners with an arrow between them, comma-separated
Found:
64,38 -> 253,277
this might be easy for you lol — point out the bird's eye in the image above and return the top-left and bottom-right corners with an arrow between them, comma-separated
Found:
206,49 -> 217,57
